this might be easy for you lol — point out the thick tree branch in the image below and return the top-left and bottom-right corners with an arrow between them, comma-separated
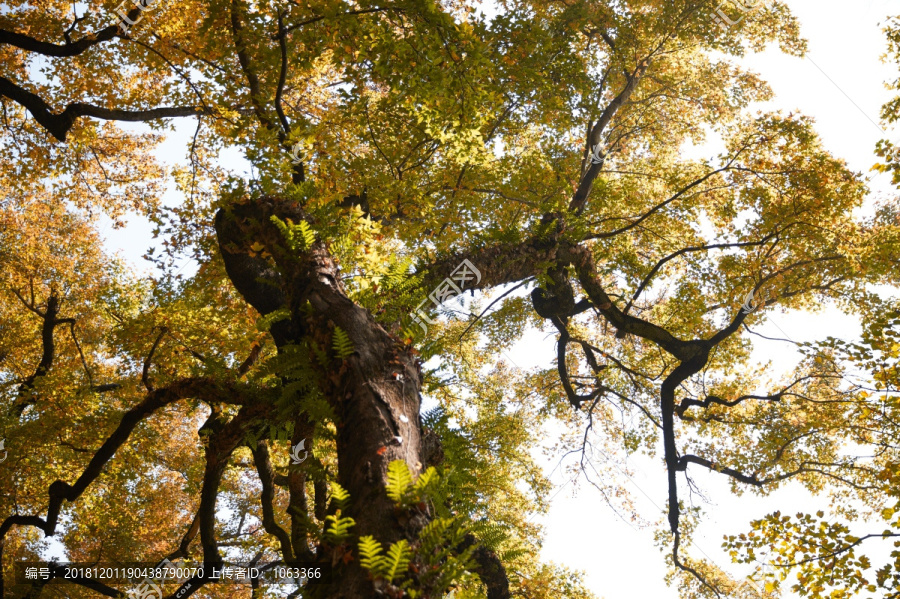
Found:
250,440 -> 296,563
238,341 -> 263,376
677,454 -> 763,486
167,512 -> 201,561
0,75 -> 205,141
0,25 -> 120,56
660,359 -> 708,535
230,0 -> 281,138
672,531 -> 722,598
570,60 -> 650,214
416,238 -> 562,299
555,329 -> 603,410
142,327 -> 168,392
176,401 -> 275,598
14,292 -> 63,415
564,244 -> 702,361
676,390 -> 788,418
458,533 -> 511,599
215,196 -> 428,596
288,414 -> 315,562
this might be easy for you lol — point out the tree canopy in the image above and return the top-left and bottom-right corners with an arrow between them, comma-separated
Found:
1,0 -> 900,598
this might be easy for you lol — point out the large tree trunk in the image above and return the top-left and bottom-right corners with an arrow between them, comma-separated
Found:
215,197 -> 426,598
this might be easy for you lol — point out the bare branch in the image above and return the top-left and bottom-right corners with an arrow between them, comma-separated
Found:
67,321 -> 93,387
142,327 -> 167,392
624,231 -> 783,314
677,454 -> 763,486
779,532 -> 900,568
230,0 -> 277,133
14,293 -> 63,415
442,186 -> 538,207
282,7 -> 401,35
250,440 -> 295,563
238,341 -> 263,376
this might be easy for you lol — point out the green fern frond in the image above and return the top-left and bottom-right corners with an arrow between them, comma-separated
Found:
421,406 -> 447,429
470,521 -> 511,552
270,215 -> 292,245
332,327 -> 354,360
295,392 -> 336,425
386,460 -> 414,504
382,540 -> 413,582
242,429 -> 260,447
330,482 -> 351,510
270,421 -> 292,442
311,340 -> 330,367
296,219 -> 316,249
428,555 -> 475,592
499,547 -> 529,562
412,466 -> 440,497
281,379 -> 315,402
256,307 -> 290,332
324,510 -> 356,544
418,518 -> 453,555
358,535 -> 384,574
270,215 -> 316,252
381,258 -> 420,293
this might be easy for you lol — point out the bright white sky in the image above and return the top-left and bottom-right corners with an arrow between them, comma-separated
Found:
97,0 -> 900,596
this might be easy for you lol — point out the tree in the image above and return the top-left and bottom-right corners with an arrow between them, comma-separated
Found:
1,0 -> 898,597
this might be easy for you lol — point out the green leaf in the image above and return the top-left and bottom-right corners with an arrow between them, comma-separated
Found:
386,460 -> 414,504
296,219 -> 316,249
269,215 -> 317,252
332,326 -> 355,360
358,535 -> 385,574
382,539 -> 413,582
331,482 -> 351,510
324,510 -> 356,544
412,466 -> 440,496
256,307 -> 290,332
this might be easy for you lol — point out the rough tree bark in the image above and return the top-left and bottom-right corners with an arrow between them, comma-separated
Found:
216,197 -> 430,598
